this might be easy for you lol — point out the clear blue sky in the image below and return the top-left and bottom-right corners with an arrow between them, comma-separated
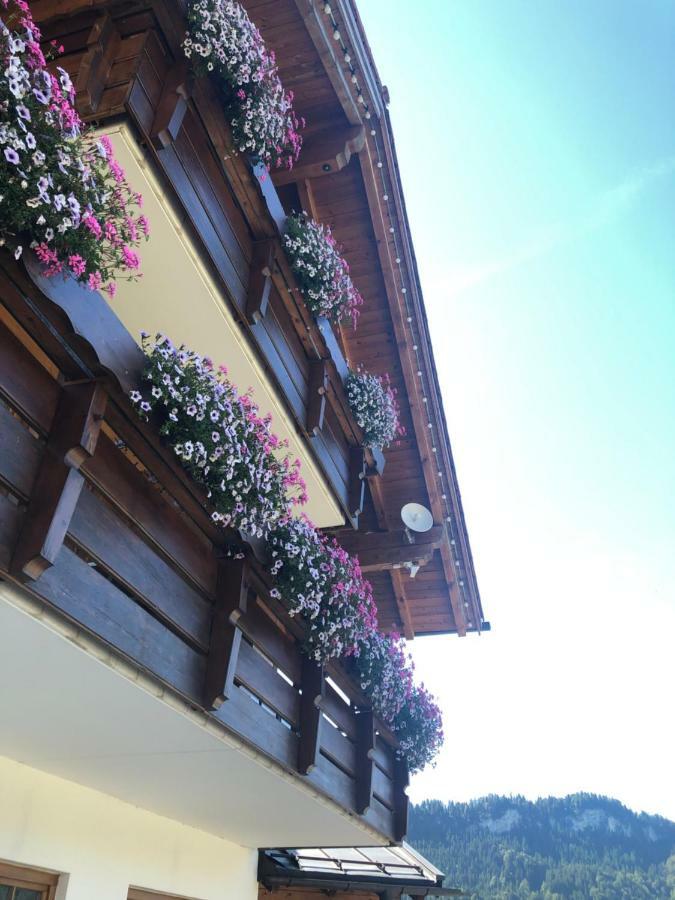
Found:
358,0 -> 675,819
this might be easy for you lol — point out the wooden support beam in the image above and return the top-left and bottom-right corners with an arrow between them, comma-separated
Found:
245,239 -> 276,324
337,525 -> 443,563
355,705 -> 375,814
204,557 -> 249,709
393,756 -> 410,842
11,382 -> 106,580
306,359 -> 328,435
296,177 -> 319,221
391,568 -> 415,640
150,60 -> 193,150
75,13 -> 120,115
272,125 -> 366,186
298,657 -> 325,774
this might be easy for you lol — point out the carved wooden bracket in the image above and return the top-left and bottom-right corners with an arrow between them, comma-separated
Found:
245,239 -> 276,325
272,125 -> 367,186
366,445 -> 386,477
306,359 -> 329,435
204,557 -> 249,709
298,656 -> 325,775
11,381 -> 107,580
348,446 -> 366,520
355,705 -> 375,814
150,60 -> 194,150
76,14 -> 121,116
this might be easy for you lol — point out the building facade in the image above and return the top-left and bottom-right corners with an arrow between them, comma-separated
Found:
0,1 -> 484,897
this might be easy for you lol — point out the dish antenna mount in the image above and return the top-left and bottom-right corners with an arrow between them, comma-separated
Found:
401,502 -> 434,544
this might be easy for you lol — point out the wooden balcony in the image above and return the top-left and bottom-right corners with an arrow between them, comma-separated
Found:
29,2 -> 383,528
0,256 -> 407,842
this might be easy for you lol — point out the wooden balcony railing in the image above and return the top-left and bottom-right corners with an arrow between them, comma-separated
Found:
38,3 -> 384,526
0,255 -> 407,842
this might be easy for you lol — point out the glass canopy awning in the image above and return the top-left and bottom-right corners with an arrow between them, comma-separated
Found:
259,843 -> 465,897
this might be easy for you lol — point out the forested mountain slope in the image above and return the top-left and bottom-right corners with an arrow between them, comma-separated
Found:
409,793 -> 675,899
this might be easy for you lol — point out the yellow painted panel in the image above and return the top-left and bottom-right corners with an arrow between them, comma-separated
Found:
102,124 -> 343,529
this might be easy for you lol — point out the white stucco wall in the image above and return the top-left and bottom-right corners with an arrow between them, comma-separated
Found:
0,755 -> 258,900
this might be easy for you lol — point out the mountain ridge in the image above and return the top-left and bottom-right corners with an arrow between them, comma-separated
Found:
408,792 -> 675,898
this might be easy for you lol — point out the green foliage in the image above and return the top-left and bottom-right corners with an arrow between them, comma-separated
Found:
408,794 -> 675,899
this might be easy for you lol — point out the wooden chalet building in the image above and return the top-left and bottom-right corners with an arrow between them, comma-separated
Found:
0,0 -> 485,898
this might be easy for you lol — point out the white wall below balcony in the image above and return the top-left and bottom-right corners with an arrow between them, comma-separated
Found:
0,754 -> 257,900
0,581 -> 385,860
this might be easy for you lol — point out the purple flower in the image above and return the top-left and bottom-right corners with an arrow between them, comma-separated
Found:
4,147 -> 20,165
16,104 -> 31,121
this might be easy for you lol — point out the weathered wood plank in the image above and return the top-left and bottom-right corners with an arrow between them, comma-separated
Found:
83,433 -> 217,597
214,681 -> 298,769
204,558 -> 248,709
236,638 -> 300,726
69,485 -> 212,649
34,546 -> 205,698
12,382 -> 106,580
0,323 -> 59,433
0,402 -> 43,499
237,597 -> 301,685
320,718 -> 357,776
0,492 -> 23,570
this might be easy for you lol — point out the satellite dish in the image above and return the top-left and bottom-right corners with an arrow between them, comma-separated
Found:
401,502 -> 434,535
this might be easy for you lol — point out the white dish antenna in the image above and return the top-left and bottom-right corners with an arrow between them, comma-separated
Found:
401,502 -> 434,537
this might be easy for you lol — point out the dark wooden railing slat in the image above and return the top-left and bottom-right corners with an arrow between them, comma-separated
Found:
12,382 -> 106,581
204,558 -> 248,709
298,657 -> 325,775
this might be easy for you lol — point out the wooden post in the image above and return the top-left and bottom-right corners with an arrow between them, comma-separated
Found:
204,557 -> 249,709
355,705 -> 375,814
306,359 -> 328,435
11,381 -> 106,580
246,239 -> 276,324
393,756 -> 410,841
298,656 -> 325,774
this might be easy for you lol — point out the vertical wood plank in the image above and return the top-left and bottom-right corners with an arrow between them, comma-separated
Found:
393,756 -> 410,841
11,381 -> 107,580
298,656 -> 325,774
355,705 -> 375,813
204,557 -> 249,709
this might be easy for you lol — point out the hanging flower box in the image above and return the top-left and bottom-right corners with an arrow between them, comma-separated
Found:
0,1 -> 148,295
268,515 -> 378,664
183,0 -> 303,171
282,212 -> 363,326
130,333 -> 307,539
345,368 -> 401,449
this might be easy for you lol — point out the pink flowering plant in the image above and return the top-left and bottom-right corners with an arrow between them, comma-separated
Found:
345,368 -> 401,449
268,515 -> 378,663
391,683 -> 444,773
182,0 -> 302,170
130,333 -> 307,538
351,630 -> 414,724
0,0 -> 148,294
282,213 -> 363,326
